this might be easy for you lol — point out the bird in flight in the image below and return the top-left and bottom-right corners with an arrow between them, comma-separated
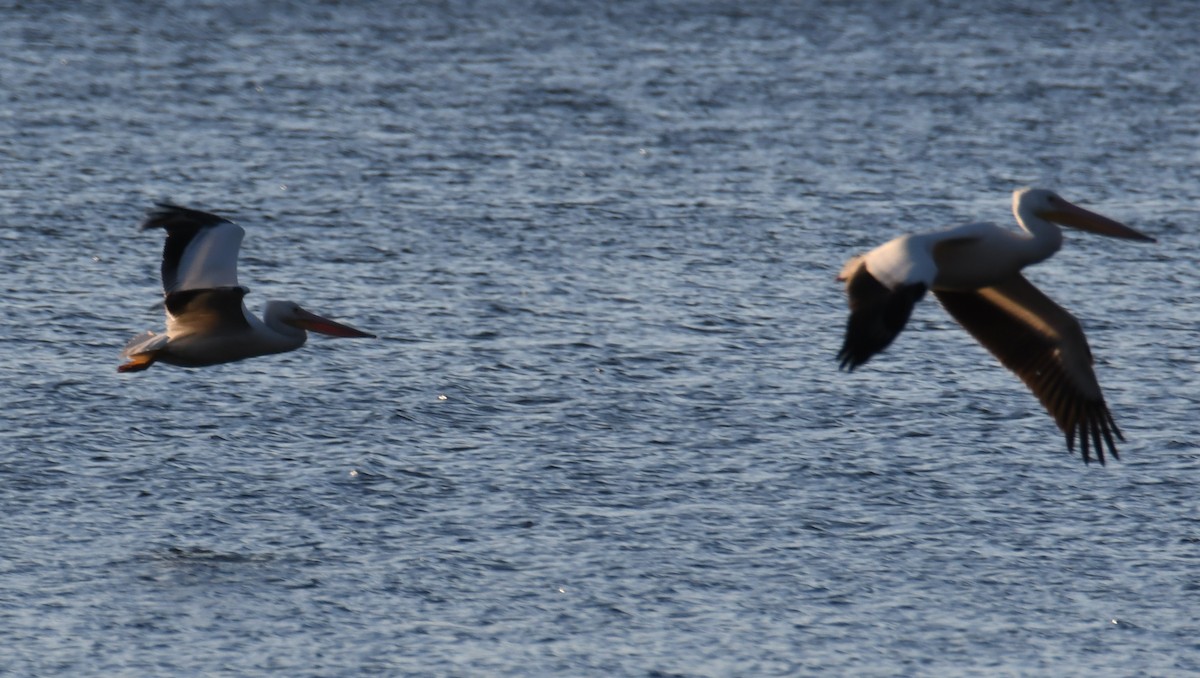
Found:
837,188 -> 1154,464
120,203 -> 375,373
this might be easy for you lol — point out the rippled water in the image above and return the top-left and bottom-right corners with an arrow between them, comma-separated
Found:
2,1 -> 1199,675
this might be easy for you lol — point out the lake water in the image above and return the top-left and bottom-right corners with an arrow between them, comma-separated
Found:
2,1 -> 1199,675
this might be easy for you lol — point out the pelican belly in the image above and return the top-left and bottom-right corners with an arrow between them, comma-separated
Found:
158,329 -> 304,367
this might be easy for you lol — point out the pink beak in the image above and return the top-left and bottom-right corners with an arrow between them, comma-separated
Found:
292,308 -> 376,338
1045,201 -> 1156,242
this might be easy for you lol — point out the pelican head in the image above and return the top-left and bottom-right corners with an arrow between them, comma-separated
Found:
1014,188 -> 1156,242
265,300 -> 376,338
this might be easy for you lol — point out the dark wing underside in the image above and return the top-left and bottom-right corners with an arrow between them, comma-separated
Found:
837,260 -> 927,370
933,274 -> 1121,464
165,286 -> 252,335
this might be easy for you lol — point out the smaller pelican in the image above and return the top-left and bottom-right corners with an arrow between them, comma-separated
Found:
837,188 -> 1154,464
120,203 -> 375,373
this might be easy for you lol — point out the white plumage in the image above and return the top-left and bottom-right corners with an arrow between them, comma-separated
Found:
119,204 -> 375,373
836,188 -> 1154,464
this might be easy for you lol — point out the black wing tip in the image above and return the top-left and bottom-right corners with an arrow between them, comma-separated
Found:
836,273 -> 925,374
1066,408 -> 1122,466
141,203 -> 233,231
836,346 -> 872,372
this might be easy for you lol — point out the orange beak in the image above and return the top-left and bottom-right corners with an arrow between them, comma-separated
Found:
291,308 -> 376,338
1044,201 -> 1156,242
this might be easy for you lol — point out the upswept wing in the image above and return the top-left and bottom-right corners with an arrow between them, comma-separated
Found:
142,203 -> 244,294
933,274 -> 1122,464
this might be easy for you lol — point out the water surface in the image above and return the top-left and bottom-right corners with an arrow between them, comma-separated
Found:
1,1 -> 1198,675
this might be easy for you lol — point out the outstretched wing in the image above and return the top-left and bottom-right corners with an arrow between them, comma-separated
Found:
933,274 -> 1122,464
141,203 -> 244,294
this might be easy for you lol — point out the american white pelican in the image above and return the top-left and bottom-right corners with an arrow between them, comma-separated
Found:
119,203 -> 375,373
837,188 -> 1154,464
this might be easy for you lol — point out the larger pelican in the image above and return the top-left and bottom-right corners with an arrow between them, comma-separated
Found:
120,203 -> 375,373
837,188 -> 1154,464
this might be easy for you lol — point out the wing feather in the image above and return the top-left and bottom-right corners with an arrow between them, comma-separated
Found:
933,274 -> 1122,464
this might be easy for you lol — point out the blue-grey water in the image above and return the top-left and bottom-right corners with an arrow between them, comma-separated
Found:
2,1 -> 1198,675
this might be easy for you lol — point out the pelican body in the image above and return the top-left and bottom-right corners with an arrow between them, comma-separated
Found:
837,188 -> 1154,464
120,204 -> 374,373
